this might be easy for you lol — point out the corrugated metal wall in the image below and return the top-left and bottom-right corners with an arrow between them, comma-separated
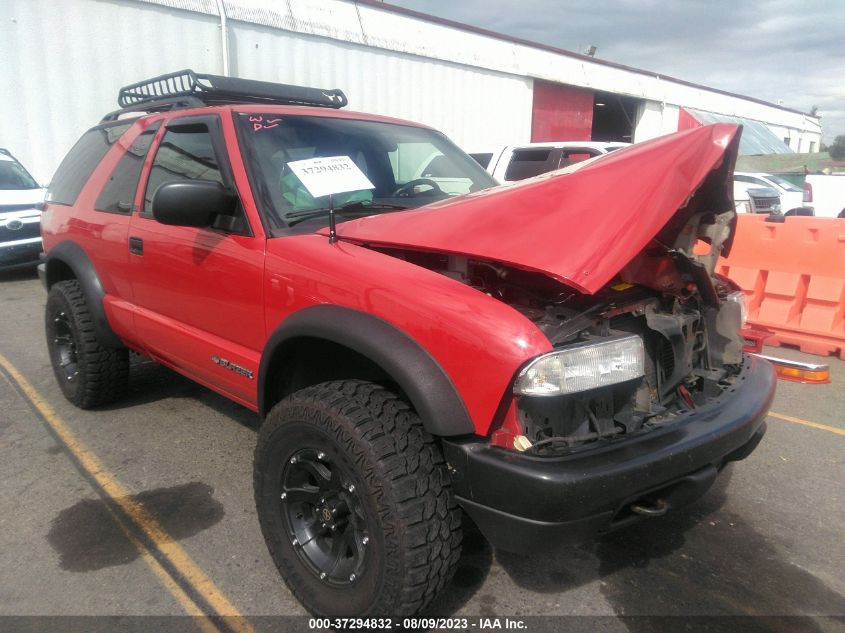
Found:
2,0 -> 821,182
2,0 -> 225,182
226,20 -> 532,154
2,0 -> 531,182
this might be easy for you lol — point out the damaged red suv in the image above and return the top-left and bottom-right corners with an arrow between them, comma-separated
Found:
40,71 -> 774,616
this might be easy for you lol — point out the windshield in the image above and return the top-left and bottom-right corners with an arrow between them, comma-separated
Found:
0,158 -> 39,190
236,113 -> 497,231
767,175 -> 802,192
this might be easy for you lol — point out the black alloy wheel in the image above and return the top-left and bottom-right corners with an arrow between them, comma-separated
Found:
281,448 -> 369,585
50,310 -> 80,383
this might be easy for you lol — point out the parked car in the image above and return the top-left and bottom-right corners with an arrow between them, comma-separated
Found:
470,141 -> 629,183
40,71 -> 773,617
733,172 -> 809,215
0,149 -> 46,270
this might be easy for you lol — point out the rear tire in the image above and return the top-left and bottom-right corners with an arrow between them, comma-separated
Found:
254,380 -> 462,616
45,280 -> 129,408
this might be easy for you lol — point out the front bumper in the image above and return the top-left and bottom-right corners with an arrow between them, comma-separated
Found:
442,354 -> 775,553
0,237 -> 42,270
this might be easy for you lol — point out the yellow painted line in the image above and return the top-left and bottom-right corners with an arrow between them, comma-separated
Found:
98,496 -> 221,633
0,352 -> 256,633
769,411 -> 845,437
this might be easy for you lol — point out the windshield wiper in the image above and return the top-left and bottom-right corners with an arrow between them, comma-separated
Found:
286,201 -> 408,226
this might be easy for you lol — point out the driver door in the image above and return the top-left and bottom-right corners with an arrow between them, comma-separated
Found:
128,114 -> 264,407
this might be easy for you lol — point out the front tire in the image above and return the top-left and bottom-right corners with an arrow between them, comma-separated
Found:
254,380 -> 462,616
45,280 -> 129,408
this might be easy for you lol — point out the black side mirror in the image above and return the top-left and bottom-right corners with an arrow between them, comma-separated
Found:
152,180 -> 237,227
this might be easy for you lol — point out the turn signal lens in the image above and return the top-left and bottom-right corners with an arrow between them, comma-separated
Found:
756,354 -> 831,384
514,335 -> 645,396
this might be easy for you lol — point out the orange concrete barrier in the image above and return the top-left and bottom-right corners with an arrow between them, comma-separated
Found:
718,215 -> 845,359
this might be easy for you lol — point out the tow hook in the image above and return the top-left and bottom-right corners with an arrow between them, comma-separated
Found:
630,498 -> 670,517
678,384 -> 696,409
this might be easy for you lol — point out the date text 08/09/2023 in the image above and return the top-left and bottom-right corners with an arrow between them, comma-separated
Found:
309,617 -> 528,630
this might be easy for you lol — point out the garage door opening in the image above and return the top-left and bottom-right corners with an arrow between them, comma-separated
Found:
592,91 -> 640,142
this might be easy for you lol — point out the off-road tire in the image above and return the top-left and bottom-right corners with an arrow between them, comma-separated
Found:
45,280 -> 129,408
254,380 -> 462,616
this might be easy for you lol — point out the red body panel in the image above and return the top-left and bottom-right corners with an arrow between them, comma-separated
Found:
263,235 -> 551,434
41,118 -> 162,343
330,124 -> 740,294
126,111 -> 266,405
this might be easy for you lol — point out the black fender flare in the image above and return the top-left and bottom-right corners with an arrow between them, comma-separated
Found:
43,241 -> 123,348
258,305 -> 475,437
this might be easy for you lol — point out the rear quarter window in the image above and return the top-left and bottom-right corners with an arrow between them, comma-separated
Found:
47,123 -> 131,206
95,124 -> 160,214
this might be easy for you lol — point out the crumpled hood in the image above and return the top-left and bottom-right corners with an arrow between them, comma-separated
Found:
327,123 -> 741,294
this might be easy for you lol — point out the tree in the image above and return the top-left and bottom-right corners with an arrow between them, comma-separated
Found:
810,105 -> 819,117
830,135 -> 845,161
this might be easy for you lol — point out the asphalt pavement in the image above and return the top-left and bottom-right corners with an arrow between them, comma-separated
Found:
0,266 -> 842,633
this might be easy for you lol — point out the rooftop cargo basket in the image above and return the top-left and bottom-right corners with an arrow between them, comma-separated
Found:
104,69 -> 348,120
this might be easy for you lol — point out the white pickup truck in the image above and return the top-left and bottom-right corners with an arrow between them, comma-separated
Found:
469,141 -> 629,183
733,172 -> 807,215
805,173 -> 845,218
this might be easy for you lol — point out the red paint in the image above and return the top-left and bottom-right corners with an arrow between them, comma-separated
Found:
531,81 -> 593,142
333,123 -> 741,295
677,107 -> 702,131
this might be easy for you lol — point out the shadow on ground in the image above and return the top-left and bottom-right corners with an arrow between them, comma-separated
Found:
47,481 -> 224,572
428,466 -> 845,630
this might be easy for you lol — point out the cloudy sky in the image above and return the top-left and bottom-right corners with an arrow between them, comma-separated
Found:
390,0 -> 844,144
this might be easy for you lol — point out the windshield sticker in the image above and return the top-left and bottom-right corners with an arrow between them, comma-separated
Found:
249,115 -> 282,131
286,156 -> 375,199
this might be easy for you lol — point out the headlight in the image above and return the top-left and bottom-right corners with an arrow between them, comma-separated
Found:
725,290 -> 747,326
514,334 -> 645,396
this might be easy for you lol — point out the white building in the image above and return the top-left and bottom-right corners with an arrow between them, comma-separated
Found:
2,0 -> 823,182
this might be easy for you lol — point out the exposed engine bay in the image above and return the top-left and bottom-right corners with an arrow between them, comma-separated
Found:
376,207 -> 746,455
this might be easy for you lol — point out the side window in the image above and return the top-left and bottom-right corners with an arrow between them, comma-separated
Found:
560,149 -> 599,167
95,124 -> 160,214
504,148 -> 557,181
47,123 -> 131,205
143,123 -> 223,214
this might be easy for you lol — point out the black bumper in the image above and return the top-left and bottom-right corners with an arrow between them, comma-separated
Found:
442,354 -> 775,553
0,239 -> 42,270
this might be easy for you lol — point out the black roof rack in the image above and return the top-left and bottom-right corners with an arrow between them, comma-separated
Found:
102,69 -> 348,121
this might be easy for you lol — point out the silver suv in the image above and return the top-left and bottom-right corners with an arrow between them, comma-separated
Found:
0,149 -> 45,270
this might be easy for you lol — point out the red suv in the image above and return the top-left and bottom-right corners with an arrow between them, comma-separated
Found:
40,71 -> 774,617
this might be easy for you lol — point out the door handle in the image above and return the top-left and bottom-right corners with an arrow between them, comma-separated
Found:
129,236 -> 144,255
